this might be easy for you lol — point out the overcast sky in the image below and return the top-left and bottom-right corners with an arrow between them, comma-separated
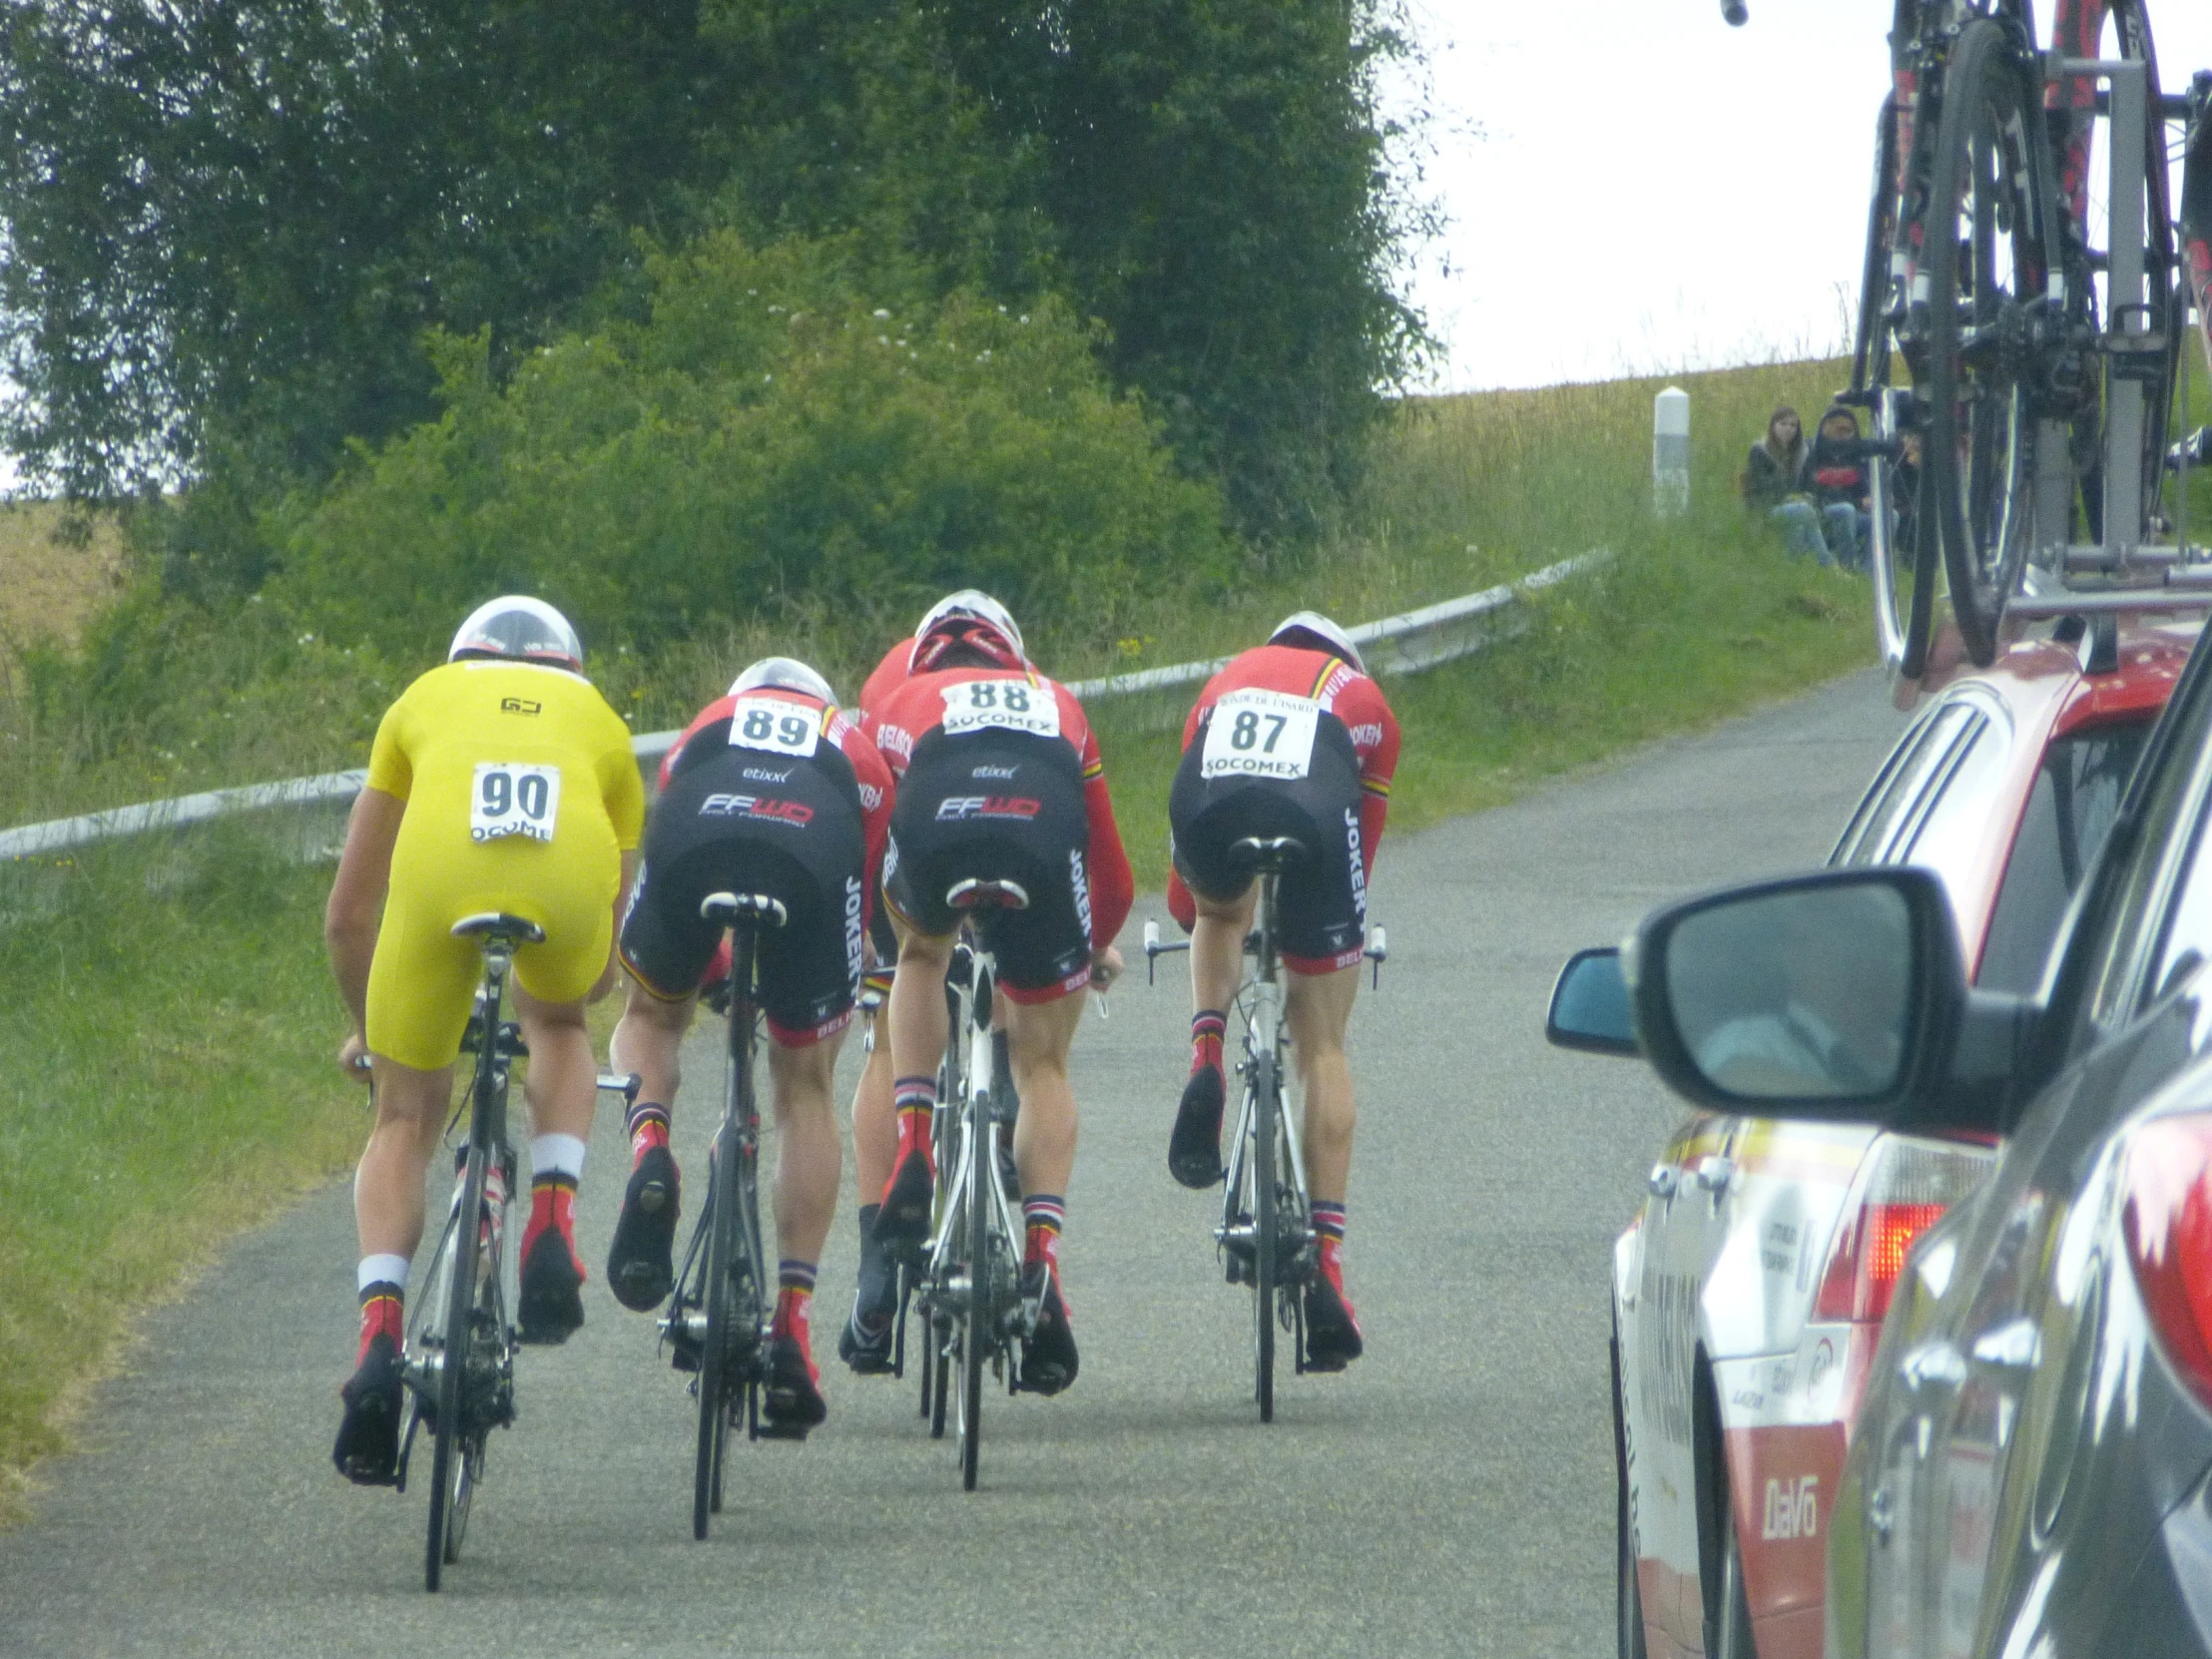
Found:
1387,0 -> 2212,391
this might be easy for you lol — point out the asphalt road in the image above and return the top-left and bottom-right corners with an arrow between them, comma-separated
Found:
0,669 -> 1908,1658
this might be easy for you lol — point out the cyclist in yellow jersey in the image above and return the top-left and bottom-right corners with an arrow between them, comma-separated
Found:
325,596 -> 643,1485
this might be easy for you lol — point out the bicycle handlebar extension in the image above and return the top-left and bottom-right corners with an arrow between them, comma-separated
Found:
1721,0 -> 1748,24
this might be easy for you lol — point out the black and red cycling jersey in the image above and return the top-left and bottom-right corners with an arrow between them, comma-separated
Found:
660,687 -> 896,932
869,666 -> 1134,953
1166,643 -> 1399,930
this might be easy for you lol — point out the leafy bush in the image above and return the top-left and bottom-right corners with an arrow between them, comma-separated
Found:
276,233 -> 1233,667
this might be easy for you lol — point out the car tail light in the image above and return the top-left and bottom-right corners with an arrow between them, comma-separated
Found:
1815,1138 -> 1997,1322
2121,1113 -> 2212,1409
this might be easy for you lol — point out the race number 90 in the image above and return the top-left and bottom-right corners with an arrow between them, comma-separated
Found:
471,763 -> 561,842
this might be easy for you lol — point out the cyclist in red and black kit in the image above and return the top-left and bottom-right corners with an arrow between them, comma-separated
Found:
868,605 -> 1132,1394
838,590 -> 1027,1374
604,657 -> 892,1434
1165,613 -> 1399,1371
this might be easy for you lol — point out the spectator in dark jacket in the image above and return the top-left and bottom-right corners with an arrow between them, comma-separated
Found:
1741,406 -> 1827,561
1806,405 -> 1877,572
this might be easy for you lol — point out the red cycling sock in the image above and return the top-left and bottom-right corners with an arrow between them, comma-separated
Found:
356,1286 -> 404,1365
626,1101 -> 670,1164
1022,1194 -> 1065,1272
521,1177 -> 582,1276
892,1076 -> 937,1168
1190,1010 -> 1226,1077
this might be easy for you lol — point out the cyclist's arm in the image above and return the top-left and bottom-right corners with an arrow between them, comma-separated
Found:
591,848 -> 638,1003
1341,681 -> 1400,874
1081,764 -> 1135,952
325,786 -> 406,1038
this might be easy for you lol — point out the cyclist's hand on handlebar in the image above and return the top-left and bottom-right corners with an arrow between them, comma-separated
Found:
1089,944 -> 1125,989
338,1030 -> 371,1080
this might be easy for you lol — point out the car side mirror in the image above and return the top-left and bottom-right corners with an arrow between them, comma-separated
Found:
1629,865 -> 2013,1127
1546,946 -> 1636,1056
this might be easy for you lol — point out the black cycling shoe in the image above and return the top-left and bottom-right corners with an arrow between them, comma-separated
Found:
332,1334 -> 403,1486
838,1305 -> 895,1376
1015,1264 -> 1078,1395
1168,1065 -> 1227,1189
1303,1275 -> 1365,1373
606,1145 -> 681,1312
517,1228 -> 586,1345
761,1335 -> 829,1438
871,1147 -> 934,1250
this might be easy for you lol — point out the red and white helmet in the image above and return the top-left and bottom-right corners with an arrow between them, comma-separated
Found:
909,603 -> 1026,676
448,596 -> 586,673
914,589 -> 1024,662
1268,610 -> 1364,674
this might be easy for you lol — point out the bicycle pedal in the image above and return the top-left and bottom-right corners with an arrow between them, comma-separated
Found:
756,1416 -> 812,1442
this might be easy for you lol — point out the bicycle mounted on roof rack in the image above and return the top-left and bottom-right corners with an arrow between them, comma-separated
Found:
1734,1 -> 2212,672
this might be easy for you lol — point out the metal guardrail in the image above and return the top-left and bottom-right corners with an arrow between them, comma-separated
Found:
0,552 -> 1605,861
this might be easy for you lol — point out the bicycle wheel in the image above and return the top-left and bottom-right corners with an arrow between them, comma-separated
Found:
959,1100 -> 988,1490
693,1136 -> 733,1541
1926,17 -> 2056,665
426,1139 -> 488,1591
1251,1049 -> 1279,1424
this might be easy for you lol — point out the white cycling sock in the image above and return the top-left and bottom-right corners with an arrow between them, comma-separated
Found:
531,1133 -> 588,1183
357,1253 -> 410,1295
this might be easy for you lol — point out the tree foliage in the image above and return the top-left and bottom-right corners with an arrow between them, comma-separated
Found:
0,0 -> 1427,550
276,233 -> 1232,661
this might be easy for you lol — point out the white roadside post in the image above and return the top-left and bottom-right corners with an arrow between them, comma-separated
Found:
1654,385 -> 1691,517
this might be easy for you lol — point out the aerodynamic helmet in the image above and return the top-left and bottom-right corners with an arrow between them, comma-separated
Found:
909,611 -> 1026,676
447,596 -> 586,674
728,656 -> 837,706
1267,610 -> 1364,675
914,589 -> 1024,663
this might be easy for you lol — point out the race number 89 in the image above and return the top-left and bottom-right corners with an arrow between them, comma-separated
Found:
471,763 -> 562,842
728,695 -> 823,759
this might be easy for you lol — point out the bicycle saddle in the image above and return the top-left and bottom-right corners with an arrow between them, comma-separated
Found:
450,912 -> 546,946
947,877 -> 1029,912
1229,834 -> 1306,868
701,891 -> 789,929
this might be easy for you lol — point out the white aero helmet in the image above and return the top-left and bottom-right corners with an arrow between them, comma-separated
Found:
448,595 -> 586,674
728,656 -> 837,706
915,588 -> 1024,664
1268,610 -> 1364,674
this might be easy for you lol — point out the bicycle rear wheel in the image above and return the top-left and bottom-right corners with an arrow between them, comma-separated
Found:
426,1141 -> 488,1591
1926,17 -> 2055,665
693,1137 -> 734,1541
1251,1051 -> 1279,1424
958,1103 -> 988,1490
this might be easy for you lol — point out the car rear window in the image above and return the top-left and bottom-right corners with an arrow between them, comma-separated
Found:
1975,720 -> 2153,994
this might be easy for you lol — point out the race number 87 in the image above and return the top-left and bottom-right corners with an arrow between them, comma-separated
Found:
1230,709 -> 1289,754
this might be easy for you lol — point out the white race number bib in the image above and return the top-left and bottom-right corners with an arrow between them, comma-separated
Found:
727,696 -> 822,759
939,677 -> 1061,740
1201,690 -> 1320,782
470,763 -> 561,842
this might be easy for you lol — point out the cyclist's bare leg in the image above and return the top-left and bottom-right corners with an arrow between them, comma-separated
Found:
1004,989 -> 1085,1199
609,976 -> 695,1121
768,1031 -> 845,1267
886,923 -> 956,1105
354,1058 -> 457,1260
514,985 -> 598,1145
1189,885 -> 1256,1017
850,1005 -> 896,1199
1283,963 -> 1360,1204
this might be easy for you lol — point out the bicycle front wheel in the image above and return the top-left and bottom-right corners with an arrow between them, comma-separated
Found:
1251,1051 -> 1279,1424
426,1141 -> 488,1591
1926,17 -> 2054,665
693,1137 -> 734,1541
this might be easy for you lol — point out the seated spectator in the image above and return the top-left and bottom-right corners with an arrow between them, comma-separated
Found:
1806,405 -> 1876,573
1740,406 -> 1828,562
1890,429 -> 1922,561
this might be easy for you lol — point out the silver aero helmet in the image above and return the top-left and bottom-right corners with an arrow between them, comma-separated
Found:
447,596 -> 586,674
915,589 -> 1024,664
1268,610 -> 1364,674
728,656 -> 837,706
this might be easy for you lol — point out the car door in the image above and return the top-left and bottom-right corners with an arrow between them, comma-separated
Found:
1837,683 -> 2212,1658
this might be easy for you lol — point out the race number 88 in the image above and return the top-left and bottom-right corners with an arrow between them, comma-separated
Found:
470,763 -> 562,842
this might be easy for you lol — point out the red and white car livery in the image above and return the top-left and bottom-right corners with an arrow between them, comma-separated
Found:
1604,626 -> 2192,1659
